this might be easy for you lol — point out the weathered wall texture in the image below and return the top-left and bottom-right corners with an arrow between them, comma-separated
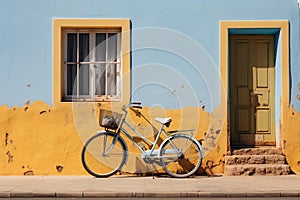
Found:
282,107 -> 300,174
1,92 -> 299,176
0,101 -> 83,175
0,101 -> 229,175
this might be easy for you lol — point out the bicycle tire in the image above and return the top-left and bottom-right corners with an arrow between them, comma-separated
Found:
81,131 -> 127,178
159,134 -> 203,178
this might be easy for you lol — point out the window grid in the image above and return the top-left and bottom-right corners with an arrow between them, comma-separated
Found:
63,29 -> 121,101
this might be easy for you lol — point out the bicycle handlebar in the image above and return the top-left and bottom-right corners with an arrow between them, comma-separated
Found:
131,105 -> 143,109
122,102 -> 143,110
129,102 -> 142,109
131,102 -> 141,105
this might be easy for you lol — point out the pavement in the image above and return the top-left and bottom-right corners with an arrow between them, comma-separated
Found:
0,175 -> 300,198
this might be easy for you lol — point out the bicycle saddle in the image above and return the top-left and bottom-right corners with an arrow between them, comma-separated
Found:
155,117 -> 172,125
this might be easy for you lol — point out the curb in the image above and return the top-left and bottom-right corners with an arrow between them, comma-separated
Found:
0,191 -> 299,198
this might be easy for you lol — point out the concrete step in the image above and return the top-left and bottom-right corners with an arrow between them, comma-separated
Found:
224,148 -> 291,176
232,148 -> 283,156
224,164 -> 291,176
225,154 -> 286,165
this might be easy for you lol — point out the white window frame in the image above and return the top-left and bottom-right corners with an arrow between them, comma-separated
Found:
62,28 -> 122,101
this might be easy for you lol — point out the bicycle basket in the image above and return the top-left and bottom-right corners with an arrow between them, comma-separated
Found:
99,109 -> 123,130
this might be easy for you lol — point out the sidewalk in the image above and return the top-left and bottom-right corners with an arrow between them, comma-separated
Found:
0,175 -> 300,198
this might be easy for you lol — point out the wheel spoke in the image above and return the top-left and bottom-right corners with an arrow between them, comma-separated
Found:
82,132 -> 127,178
160,135 -> 202,178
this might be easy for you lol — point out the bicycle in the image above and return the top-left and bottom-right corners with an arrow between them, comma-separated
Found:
81,102 -> 204,178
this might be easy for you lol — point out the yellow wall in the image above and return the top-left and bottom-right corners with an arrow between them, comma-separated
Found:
0,101 -> 84,175
1,100 -> 299,175
0,100 -> 228,175
282,106 -> 300,174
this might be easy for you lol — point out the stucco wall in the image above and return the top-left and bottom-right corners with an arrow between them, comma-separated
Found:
0,101 -> 225,175
0,0 -> 300,175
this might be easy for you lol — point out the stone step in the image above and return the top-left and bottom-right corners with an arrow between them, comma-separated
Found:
232,148 -> 283,156
224,164 -> 291,176
225,154 -> 286,165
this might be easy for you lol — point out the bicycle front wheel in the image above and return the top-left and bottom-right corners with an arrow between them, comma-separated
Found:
159,134 -> 203,178
81,131 -> 127,178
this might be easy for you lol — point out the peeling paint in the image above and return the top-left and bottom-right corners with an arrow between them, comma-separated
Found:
23,165 -> 34,176
201,105 -> 205,111
24,170 -> 34,176
39,110 -> 47,115
5,133 -> 8,146
56,165 -> 63,173
6,151 -> 13,163
204,159 -> 225,176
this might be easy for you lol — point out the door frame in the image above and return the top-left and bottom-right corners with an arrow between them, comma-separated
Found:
220,20 -> 289,150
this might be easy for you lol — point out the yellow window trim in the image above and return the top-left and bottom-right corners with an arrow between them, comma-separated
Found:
220,20 -> 289,109
53,18 -> 131,106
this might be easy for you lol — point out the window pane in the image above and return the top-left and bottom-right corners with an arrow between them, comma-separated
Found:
107,63 -> 116,95
94,64 -> 106,95
64,29 -> 121,100
79,33 -> 89,62
95,33 -> 106,62
67,33 -> 77,62
108,33 -> 118,62
79,64 -> 90,95
67,64 -> 77,95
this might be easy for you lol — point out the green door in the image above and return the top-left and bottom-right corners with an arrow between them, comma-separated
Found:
230,35 -> 275,147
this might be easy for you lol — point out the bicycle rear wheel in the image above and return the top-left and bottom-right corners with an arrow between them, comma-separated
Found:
159,134 -> 203,178
81,131 -> 127,178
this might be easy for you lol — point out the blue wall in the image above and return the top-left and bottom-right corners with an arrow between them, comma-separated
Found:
0,0 -> 299,112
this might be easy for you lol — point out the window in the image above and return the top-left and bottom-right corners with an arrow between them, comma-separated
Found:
63,28 -> 121,101
53,19 -> 130,104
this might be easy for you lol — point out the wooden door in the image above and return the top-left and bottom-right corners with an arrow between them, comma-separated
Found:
230,35 -> 275,147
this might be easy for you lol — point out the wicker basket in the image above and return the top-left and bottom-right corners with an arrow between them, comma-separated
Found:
99,109 -> 123,130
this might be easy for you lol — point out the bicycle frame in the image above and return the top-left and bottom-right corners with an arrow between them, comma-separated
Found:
106,103 -> 197,163
82,103 -> 203,178
115,106 -> 168,160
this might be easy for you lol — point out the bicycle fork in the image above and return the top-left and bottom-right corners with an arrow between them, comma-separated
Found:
102,134 -> 120,157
